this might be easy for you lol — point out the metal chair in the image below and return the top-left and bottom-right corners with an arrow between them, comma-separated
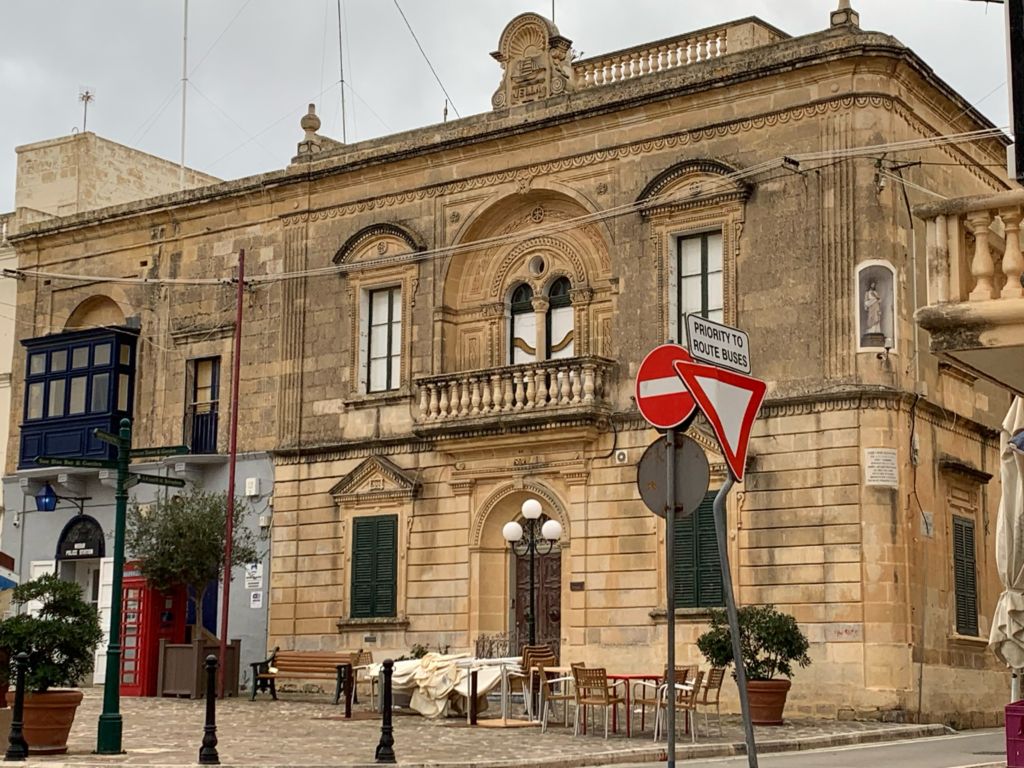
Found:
538,662 -> 579,733
632,665 -> 697,733
655,669 -> 705,743
697,667 -> 726,736
573,666 -> 627,738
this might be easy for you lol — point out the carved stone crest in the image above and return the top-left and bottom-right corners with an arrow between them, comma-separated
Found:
491,14 -> 574,110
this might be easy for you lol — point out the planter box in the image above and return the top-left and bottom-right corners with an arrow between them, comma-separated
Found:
156,638 -> 240,698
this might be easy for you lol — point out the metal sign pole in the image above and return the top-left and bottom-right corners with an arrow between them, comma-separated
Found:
665,429 -> 677,767
713,475 -> 758,768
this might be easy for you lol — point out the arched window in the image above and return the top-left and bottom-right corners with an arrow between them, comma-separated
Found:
510,283 -> 536,365
546,277 -> 574,360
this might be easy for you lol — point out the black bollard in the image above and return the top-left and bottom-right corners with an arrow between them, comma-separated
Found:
374,659 -> 396,764
198,655 -> 220,765
4,653 -> 28,761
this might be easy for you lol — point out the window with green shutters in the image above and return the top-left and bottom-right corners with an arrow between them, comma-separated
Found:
350,515 -> 398,618
673,492 -> 724,608
952,515 -> 979,636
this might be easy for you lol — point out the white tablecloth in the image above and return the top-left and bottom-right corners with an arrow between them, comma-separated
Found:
367,653 -> 510,718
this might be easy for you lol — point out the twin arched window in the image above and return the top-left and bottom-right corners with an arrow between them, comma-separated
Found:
509,277 -> 574,364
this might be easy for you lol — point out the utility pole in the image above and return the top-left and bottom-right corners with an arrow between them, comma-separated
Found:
1008,0 -> 1024,181
180,0 -> 189,190
217,249 -> 244,697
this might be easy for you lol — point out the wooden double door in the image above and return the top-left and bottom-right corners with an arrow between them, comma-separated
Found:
514,548 -> 561,656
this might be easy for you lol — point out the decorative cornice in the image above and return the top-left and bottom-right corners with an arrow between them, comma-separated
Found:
273,438 -> 435,465
279,92 -> 1006,234
169,320 -> 234,345
938,454 -> 994,484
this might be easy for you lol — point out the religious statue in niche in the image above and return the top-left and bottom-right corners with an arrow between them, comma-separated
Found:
857,262 -> 896,349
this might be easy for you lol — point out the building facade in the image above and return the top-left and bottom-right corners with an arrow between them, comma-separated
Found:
0,133 -> 276,687
3,5 -> 1017,721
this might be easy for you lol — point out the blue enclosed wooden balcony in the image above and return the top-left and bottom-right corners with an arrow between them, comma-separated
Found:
19,326 -> 139,469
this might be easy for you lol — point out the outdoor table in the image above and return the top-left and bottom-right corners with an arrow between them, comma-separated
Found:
607,672 -> 661,736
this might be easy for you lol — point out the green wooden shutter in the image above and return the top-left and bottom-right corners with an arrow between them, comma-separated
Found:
374,516 -> 397,617
953,515 -> 978,636
673,492 -> 723,608
673,512 -> 697,608
696,495 -> 724,607
351,515 -> 397,618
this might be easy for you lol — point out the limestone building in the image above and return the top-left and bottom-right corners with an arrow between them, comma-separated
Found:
3,5 -> 1017,721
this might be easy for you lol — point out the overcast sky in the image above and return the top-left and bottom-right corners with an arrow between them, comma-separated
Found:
0,0 -> 1011,213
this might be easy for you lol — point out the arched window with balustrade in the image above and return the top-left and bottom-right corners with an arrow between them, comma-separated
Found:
546,277 -> 573,360
510,283 -> 536,365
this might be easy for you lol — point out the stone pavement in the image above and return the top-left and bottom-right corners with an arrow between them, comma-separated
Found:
33,689 -> 952,768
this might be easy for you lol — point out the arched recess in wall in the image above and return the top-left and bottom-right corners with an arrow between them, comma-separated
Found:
439,188 -> 612,371
64,295 -> 127,330
470,480 -> 571,551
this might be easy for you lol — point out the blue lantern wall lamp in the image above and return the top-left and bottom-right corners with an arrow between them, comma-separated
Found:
34,483 -> 90,515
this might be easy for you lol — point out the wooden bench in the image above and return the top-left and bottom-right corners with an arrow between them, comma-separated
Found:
250,648 -> 357,715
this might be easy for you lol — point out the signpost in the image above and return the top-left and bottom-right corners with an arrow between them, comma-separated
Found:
636,434 -> 709,519
38,420 -> 188,755
635,324 -> 766,768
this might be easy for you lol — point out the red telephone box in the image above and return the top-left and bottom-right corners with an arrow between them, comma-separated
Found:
120,562 -> 187,697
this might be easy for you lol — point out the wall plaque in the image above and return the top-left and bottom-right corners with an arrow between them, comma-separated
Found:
864,448 -> 899,488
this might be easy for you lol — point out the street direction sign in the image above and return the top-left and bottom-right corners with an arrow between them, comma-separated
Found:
685,314 -> 751,374
35,456 -> 117,469
636,434 -> 710,519
129,445 -> 191,459
635,344 -> 697,430
671,359 -> 767,481
93,429 -> 121,446
130,473 -> 187,488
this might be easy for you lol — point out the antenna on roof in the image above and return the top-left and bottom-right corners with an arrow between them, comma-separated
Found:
337,0 -> 348,143
78,88 -> 95,132
180,0 -> 189,190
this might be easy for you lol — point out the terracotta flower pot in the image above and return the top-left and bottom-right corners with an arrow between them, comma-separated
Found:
746,678 -> 791,725
22,689 -> 84,754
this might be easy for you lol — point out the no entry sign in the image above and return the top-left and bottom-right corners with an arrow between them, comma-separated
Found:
635,344 -> 697,429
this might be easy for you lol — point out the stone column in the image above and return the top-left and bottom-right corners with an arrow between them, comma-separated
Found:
531,296 -> 550,361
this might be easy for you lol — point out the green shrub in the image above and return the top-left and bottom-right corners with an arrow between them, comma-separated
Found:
696,604 -> 811,680
0,574 -> 104,692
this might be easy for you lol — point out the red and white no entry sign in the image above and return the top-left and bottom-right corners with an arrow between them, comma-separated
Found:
635,343 -> 697,430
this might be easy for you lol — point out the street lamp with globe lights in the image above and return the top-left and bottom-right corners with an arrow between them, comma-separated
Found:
502,498 -> 562,646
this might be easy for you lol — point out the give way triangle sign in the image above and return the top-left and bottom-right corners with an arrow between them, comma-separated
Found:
671,358 -> 767,481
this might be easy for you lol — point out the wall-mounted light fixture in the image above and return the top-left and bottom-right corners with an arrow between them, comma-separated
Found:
34,483 -> 90,515
876,336 -> 894,362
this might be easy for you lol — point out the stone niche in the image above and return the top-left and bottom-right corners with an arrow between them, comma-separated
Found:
491,13 -> 574,110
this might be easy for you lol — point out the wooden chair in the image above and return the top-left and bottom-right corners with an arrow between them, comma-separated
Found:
523,648 -> 558,720
632,665 -> 698,733
573,666 -> 627,738
538,662 -> 578,733
697,667 -> 726,736
655,669 -> 704,743
351,650 -> 374,707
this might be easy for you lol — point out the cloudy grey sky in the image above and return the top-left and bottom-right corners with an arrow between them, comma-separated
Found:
0,0 -> 1011,212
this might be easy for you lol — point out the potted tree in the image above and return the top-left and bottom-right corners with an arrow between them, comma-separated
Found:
0,574 -> 103,753
696,604 -> 811,725
126,488 -> 260,696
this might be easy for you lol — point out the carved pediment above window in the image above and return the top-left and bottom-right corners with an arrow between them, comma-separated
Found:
330,455 -> 420,505
491,13 -> 574,110
637,159 -> 751,218
333,223 -> 425,266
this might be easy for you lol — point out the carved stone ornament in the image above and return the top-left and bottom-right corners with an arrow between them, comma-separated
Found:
491,13 -> 574,110
330,455 -> 421,505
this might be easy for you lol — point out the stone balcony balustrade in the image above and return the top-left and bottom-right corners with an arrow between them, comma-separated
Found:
914,189 -> 1024,396
571,19 -> 785,90
413,356 -> 616,435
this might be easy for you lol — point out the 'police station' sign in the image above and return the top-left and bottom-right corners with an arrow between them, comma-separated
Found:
685,314 -> 751,374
